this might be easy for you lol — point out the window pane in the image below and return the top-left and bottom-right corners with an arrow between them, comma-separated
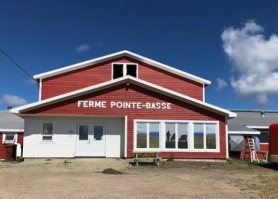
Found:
149,123 -> 159,148
113,64 -> 123,79
5,135 -> 15,141
126,64 -> 137,77
256,130 -> 269,143
165,123 -> 175,148
137,123 -> 147,148
43,123 -> 53,135
206,124 -> 216,149
94,125 -> 103,141
42,136 -> 52,141
178,123 -> 188,149
79,125 -> 88,140
194,124 -> 204,149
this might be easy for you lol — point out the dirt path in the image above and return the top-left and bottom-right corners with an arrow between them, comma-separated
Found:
0,159 -> 277,199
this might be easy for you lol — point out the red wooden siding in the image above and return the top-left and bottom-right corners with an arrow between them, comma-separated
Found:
25,83 -> 226,159
137,59 -> 204,100
41,57 -> 203,100
0,133 -> 4,158
0,132 -> 23,159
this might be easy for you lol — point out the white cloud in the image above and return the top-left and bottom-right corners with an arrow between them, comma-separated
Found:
221,20 -> 278,105
1,94 -> 28,107
75,44 -> 90,53
256,94 -> 269,105
216,78 -> 228,90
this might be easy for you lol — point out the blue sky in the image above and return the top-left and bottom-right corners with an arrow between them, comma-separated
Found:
1,0 -> 278,111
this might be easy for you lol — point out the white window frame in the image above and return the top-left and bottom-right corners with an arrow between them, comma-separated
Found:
2,133 -> 17,144
111,63 -> 138,79
41,122 -> 54,142
192,122 -> 219,151
134,119 -> 220,152
135,121 -> 160,150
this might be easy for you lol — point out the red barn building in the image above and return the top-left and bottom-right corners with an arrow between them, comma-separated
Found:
12,51 -> 236,159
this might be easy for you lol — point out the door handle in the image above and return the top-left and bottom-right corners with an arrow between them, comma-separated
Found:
88,139 -> 90,143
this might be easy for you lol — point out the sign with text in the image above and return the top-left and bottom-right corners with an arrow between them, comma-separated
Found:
77,100 -> 172,110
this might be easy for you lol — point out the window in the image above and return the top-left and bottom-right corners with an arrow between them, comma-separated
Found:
42,123 -> 53,141
256,130 -> 269,143
79,125 -> 88,140
113,64 -> 123,79
3,133 -> 17,144
193,123 -> 217,149
165,123 -> 188,149
94,125 -> 104,141
136,122 -> 160,149
206,124 -> 216,149
135,120 -> 218,152
178,123 -> 188,149
112,63 -> 137,79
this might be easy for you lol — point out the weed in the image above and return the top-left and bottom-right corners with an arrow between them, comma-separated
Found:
167,154 -> 174,161
64,160 -> 72,165
102,168 -> 123,175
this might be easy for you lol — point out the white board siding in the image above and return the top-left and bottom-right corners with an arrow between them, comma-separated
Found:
23,116 -> 125,158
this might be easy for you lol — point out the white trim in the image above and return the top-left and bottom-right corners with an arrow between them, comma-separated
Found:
225,120 -> 229,159
111,62 -> 138,79
41,121 -> 55,142
39,78 -> 42,101
0,129 -> 24,132
2,132 -> 18,144
124,115 -> 128,158
203,84 -> 205,102
228,131 -> 261,135
33,50 -> 210,85
11,76 -> 236,118
246,126 -> 269,129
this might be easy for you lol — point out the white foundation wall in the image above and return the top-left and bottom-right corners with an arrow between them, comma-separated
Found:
23,116 -> 125,158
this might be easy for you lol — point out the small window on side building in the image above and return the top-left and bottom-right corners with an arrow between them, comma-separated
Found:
3,133 -> 17,144
42,123 -> 53,141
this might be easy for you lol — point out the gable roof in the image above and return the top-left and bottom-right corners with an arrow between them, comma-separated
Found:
0,111 -> 24,132
11,76 -> 235,118
228,125 -> 260,135
228,110 -> 278,128
33,50 -> 211,85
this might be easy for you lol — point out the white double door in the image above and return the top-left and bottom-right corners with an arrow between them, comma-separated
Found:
76,124 -> 106,157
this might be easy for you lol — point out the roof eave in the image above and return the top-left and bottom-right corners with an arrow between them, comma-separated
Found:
13,76 -> 234,118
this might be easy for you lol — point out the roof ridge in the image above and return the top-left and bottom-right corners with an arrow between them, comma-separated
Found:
33,50 -> 211,85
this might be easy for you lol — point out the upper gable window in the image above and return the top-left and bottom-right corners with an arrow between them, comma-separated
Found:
112,63 -> 138,79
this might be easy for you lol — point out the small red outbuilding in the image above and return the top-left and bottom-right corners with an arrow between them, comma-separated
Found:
0,111 -> 24,160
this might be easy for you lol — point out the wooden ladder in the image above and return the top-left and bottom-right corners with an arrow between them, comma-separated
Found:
247,138 -> 260,163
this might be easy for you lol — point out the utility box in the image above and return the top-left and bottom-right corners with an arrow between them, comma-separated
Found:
269,123 -> 278,163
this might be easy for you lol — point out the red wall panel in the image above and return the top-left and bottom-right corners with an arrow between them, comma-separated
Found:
0,132 -> 23,159
41,57 -> 204,100
0,133 -> 5,158
26,83 -> 226,159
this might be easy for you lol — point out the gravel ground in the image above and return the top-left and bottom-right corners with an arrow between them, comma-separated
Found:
0,158 -> 277,199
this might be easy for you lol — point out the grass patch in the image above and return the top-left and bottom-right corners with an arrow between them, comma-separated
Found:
63,160 -> 72,165
102,168 -> 124,175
